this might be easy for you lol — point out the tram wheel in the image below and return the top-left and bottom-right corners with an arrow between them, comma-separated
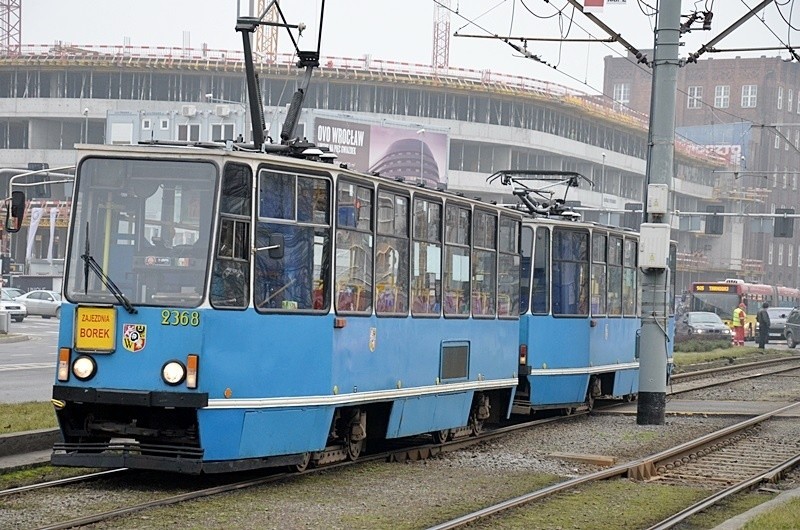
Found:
469,412 -> 484,436
345,433 -> 363,461
291,452 -> 312,472
432,429 -> 451,444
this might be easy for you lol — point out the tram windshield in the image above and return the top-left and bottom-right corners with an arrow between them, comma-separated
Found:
65,157 -> 217,308
689,291 -> 739,321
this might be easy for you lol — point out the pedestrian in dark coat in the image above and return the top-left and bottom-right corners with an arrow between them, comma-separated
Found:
756,302 -> 771,349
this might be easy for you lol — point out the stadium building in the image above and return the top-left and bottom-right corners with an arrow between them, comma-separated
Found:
0,42 -> 731,292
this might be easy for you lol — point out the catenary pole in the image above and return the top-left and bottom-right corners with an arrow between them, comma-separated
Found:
637,0 -> 681,425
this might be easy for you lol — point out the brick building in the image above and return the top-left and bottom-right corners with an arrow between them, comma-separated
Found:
605,52 -> 800,288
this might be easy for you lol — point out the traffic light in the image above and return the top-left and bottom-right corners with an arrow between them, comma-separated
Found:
705,205 -> 724,235
27,162 -> 50,198
623,202 -> 642,230
774,208 -> 795,238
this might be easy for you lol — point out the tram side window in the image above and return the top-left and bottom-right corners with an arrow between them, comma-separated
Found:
622,239 -> 638,316
376,190 -> 409,316
531,227 -> 550,315
607,236 -> 623,316
444,204 -> 471,317
552,228 -> 589,316
472,210 -> 497,317
255,171 -> 331,312
412,197 -> 442,316
335,181 -> 373,313
210,164 -> 251,309
497,216 -> 520,318
591,233 -> 607,316
520,226 -> 533,314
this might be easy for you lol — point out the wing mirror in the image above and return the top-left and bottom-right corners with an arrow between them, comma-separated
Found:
4,191 -> 25,233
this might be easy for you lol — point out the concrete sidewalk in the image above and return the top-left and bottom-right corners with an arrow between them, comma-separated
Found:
712,487 -> 800,529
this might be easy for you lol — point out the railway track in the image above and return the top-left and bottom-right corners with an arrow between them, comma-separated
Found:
1,413 -> 579,529
2,357 -> 798,528
425,401 -> 800,530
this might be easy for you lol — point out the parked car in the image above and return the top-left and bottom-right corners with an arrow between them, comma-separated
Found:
675,311 -> 733,342
2,287 -> 24,299
784,308 -> 800,348
14,290 -> 62,319
765,306 -> 793,340
0,290 -> 26,322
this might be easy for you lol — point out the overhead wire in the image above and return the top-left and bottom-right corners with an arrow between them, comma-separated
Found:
524,0 -> 800,150
439,0 -> 797,151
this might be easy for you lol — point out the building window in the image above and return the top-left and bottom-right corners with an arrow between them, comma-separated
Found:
714,85 -> 729,108
779,243 -> 784,266
775,129 -> 781,149
141,119 -> 151,130
778,86 -> 784,109
177,123 -> 200,142
160,119 -> 169,130
790,244 -> 794,267
687,86 -> 703,109
789,89 -> 794,112
613,83 -> 630,107
211,123 -> 235,141
742,85 -> 758,108
769,242 -> 773,265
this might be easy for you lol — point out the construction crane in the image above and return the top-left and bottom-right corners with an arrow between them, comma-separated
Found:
255,0 -> 279,63
432,0 -> 450,69
0,0 -> 21,56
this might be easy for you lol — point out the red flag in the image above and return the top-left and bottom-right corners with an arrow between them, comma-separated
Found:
584,0 -> 604,12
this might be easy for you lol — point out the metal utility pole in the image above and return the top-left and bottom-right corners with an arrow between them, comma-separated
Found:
637,0 -> 681,425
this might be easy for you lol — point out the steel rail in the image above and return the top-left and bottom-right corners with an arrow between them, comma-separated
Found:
647,453 -> 800,529
426,401 -> 800,530
0,468 -> 127,498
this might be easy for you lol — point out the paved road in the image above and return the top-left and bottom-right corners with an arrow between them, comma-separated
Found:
0,317 -> 59,403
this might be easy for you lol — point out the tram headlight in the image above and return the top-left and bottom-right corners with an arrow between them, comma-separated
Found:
72,356 -> 97,381
162,360 -> 186,385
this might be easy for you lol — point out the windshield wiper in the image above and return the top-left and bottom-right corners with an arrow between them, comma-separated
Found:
81,222 -> 137,314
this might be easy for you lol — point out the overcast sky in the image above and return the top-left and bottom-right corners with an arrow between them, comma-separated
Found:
21,1 -> 800,95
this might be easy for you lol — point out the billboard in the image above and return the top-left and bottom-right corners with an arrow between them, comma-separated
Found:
315,117 -> 448,187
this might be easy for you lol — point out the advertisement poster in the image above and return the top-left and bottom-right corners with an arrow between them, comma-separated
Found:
315,117 -> 448,188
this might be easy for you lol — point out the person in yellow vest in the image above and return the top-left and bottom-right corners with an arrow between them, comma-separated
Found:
732,302 -> 746,346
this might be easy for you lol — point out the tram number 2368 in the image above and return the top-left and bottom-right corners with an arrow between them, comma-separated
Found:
161,310 -> 200,327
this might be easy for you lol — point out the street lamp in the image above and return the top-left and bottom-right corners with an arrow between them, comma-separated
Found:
601,152 -> 606,222
205,94 -> 248,142
416,128 -> 425,181
82,108 -> 89,144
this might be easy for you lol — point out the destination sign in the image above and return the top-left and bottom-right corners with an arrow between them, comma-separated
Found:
75,306 -> 116,352
692,284 -> 732,293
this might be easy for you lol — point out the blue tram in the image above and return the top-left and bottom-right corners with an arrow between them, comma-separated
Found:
23,145 -> 521,473
498,171 -> 676,415
4,9 -> 674,474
